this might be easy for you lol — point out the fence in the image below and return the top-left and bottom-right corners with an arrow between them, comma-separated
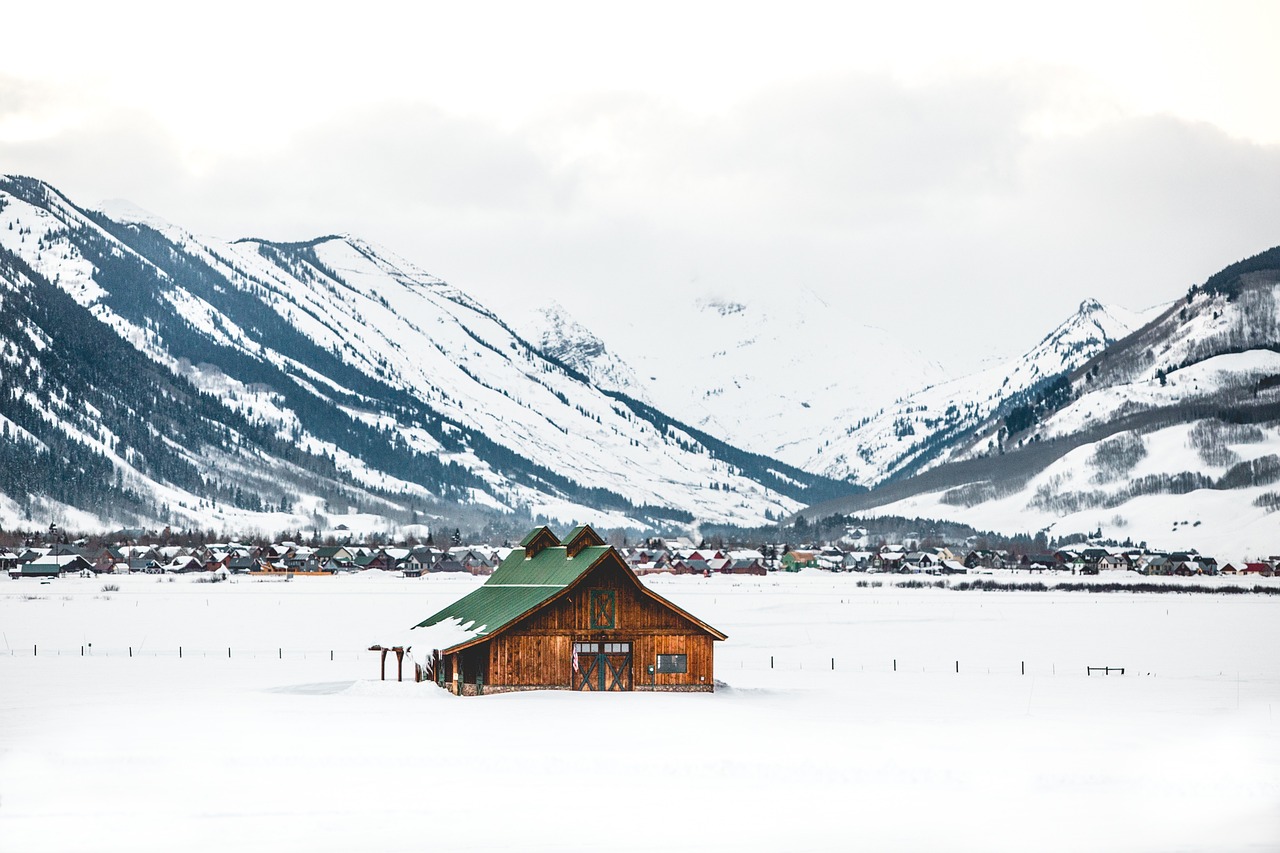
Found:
9,645 -> 368,662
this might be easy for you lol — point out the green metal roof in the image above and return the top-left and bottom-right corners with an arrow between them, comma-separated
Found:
412,545 -> 610,644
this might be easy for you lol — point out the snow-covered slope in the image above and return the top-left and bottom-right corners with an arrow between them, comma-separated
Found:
790,298 -> 1163,485
803,252 -> 1280,555
523,301 -> 650,401
0,176 -> 848,533
523,289 -> 951,465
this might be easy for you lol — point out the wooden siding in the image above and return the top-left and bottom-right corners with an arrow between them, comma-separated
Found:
478,552 -> 716,689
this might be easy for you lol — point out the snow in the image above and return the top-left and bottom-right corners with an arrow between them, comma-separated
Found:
1,571 -> 1277,852
786,298 -> 1163,484
0,183 -> 811,530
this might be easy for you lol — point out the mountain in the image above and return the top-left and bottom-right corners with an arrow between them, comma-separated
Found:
524,302 -> 650,402
521,288 -> 951,465
0,176 -> 848,535
801,249 -> 1280,557
787,297 -> 1164,485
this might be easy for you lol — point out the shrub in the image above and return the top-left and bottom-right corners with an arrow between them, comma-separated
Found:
101,583 -> 120,592
1188,419 -> 1265,467
1254,491 -> 1280,512
1089,432 -> 1147,483
1218,455 -> 1280,490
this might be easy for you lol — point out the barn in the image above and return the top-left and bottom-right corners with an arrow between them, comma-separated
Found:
412,524 -> 726,694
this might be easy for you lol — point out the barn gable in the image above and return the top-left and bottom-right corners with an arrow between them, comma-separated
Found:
518,526 -> 560,559
564,523 -> 605,558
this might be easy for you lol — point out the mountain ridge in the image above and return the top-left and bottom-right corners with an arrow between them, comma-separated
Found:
0,175 -> 846,535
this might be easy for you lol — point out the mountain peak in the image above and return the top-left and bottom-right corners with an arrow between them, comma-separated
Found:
1077,297 -> 1104,315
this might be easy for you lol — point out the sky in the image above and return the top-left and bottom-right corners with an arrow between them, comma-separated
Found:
3,1 -> 1279,370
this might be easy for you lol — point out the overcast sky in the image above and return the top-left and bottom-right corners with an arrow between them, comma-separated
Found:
3,1 -> 1279,370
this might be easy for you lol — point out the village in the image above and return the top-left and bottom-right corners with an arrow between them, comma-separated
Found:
4,522 -> 1277,581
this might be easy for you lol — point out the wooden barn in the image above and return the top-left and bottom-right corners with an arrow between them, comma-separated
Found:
412,524 -> 726,694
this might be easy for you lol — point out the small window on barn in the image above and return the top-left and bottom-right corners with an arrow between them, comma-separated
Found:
657,654 -> 687,674
589,589 -> 616,629
603,643 -> 630,654
574,643 -> 599,654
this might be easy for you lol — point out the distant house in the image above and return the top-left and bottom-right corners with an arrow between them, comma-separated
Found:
10,554 -> 92,578
1023,553 -> 1060,571
843,551 -> 875,571
878,550 -> 905,572
355,551 -> 394,571
781,551 -> 817,571
411,525 -> 726,694
93,547 -> 124,574
164,556 -> 204,573
722,558 -> 767,576
1243,562 -> 1274,576
904,552 -> 935,571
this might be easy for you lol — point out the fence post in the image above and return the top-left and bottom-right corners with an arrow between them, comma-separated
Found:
128,646 -> 132,658
1021,661 -> 1025,675
81,645 -> 84,656
179,646 -> 182,659
34,644 -> 37,657
893,658 -> 896,672
279,648 -> 282,660
330,650 -> 333,661
228,648 -> 232,658
770,655 -> 774,669
831,658 -> 835,671
955,661 -> 959,673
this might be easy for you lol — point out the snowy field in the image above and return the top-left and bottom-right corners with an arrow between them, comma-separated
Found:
2,570 -> 1278,852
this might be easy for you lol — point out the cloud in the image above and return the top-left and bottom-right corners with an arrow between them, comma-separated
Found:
2,69 -> 1278,371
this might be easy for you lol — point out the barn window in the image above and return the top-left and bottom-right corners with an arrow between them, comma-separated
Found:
657,654 -> 687,673
589,589 -> 616,629
603,643 -> 630,654
574,643 -> 599,654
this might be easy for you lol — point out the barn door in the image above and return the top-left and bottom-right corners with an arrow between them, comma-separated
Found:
573,642 -> 632,691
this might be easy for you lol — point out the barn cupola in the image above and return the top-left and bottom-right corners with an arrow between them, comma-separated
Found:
564,524 -> 605,559
519,526 -> 560,560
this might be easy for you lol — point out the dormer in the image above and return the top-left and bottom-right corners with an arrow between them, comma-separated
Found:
519,526 -> 560,560
564,524 -> 605,559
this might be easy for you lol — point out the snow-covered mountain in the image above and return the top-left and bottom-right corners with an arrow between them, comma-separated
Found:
788,297 -> 1165,485
524,302 -> 650,402
0,176 -> 848,534
803,250 -> 1280,557
522,288 -> 951,465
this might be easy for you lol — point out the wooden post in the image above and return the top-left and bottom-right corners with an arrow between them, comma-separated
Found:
381,648 -> 388,680
956,660 -> 959,673
893,658 -> 896,672
394,647 -> 404,682
1021,661 -> 1025,675
179,646 -> 182,659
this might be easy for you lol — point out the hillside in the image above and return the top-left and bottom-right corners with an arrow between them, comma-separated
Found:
802,250 -> 1280,556
787,298 -> 1163,485
0,176 -> 847,535
524,289 -> 951,464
